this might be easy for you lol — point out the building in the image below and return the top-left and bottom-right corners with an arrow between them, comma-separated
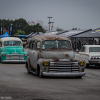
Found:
72,28 -> 100,45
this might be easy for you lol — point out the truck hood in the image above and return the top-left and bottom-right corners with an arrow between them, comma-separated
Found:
41,50 -> 75,59
3,46 -> 24,54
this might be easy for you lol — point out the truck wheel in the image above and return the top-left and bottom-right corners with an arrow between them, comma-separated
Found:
86,64 -> 89,68
39,68 -> 43,78
26,63 -> 31,74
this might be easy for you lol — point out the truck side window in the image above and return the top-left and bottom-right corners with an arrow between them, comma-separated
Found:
29,41 -> 33,49
33,41 -> 36,50
37,42 -> 40,49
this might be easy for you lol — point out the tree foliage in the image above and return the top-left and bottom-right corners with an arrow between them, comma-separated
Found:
0,18 -> 46,35
14,30 -> 25,35
72,28 -> 77,30
56,28 -> 63,31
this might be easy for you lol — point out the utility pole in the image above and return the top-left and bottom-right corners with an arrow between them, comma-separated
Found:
47,17 -> 52,31
51,22 -> 54,31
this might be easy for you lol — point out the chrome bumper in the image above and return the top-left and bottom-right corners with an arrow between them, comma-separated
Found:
89,61 -> 100,64
2,60 -> 26,63
42,72 -> 85,77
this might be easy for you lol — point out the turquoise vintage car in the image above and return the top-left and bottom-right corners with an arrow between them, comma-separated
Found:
0,37 -> 27,63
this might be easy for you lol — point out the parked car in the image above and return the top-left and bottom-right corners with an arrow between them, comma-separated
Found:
75,45 -> 100,67
25,35 -> 85,78
0,37 -> 27,63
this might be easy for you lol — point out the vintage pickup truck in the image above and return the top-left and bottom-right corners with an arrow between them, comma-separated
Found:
25,35 -> 85,78
0,37 -> 27,63
75,45 -> 100,67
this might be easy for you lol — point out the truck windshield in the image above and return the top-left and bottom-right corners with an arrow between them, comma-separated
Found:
89,47 -> 100,52
4,41 -> 22,46
42,40 -> 71,50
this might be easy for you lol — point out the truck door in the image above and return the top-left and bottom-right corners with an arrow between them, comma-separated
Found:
28,41 -> 39,69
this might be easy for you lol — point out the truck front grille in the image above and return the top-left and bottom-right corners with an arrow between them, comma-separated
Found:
49,62 -> 79,72
6,54 -> 24,60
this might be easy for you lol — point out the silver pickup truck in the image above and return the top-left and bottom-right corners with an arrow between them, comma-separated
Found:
25,35 -> 85,78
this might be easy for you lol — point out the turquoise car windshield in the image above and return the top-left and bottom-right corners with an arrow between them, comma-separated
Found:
4,41 -> 22,46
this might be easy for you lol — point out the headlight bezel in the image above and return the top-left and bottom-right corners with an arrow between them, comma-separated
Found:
79,61 -> 85,66
2,53 -> 6,56
43,61 -> 50,66
25,53 -> 28,56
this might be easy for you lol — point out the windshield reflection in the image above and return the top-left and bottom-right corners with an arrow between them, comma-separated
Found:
4,41 -> 22,47
89,47 -> 100,52
42,40 -> 71,50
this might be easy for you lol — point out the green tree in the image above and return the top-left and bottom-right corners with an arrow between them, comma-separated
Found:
23,25 -> 35,35
34,23 -> 45,33
72,28 -> 77,30
14,30 -> 25,36
23,23 -> 46,34
56,28 -> 63,31
0,19 -> 13,32
13,18 -> 28,34
0,18 -> 46,35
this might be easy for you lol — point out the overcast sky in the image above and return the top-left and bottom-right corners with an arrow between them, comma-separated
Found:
0,0 -> 100,30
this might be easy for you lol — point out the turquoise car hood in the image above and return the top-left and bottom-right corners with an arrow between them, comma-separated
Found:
2,46 -> 24,54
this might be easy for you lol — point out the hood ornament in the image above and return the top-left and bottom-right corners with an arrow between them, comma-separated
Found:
12,48 -> 18,54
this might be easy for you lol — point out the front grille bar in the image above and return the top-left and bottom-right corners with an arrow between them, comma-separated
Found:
49,62 -> 79,72
6,54 -> 24,60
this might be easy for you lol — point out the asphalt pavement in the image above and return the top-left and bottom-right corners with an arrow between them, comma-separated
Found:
0,63 -> 100,100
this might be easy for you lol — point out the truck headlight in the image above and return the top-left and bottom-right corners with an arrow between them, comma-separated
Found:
2,53 -> 6,56
43,61 -> 49,66
80,61 -> 84,66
